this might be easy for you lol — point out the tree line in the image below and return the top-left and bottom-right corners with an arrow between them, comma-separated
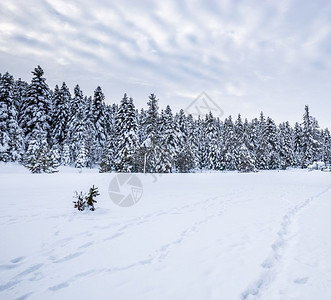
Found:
0,66 -> 330,173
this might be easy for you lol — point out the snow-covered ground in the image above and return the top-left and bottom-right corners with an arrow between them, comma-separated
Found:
0,164 -> 331,300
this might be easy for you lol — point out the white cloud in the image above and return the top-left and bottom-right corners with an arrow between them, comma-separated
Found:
0,0 -> 331,127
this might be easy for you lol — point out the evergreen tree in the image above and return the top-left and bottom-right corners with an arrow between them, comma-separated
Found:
69,87 -> 88,167
321,129 -> 331,165
24,129 -> 58,173
70,84 -> 84,119
279,122 -> 295,169
114,94 -> 139,172
85,185 -> 99,211
293,122 -> 303,167
73,185 -> 99,211
186,114 -> 200,169
154,144 -> 173,173
50,144 -> 61,169
196,116 -> 208,169
52,82 -> 71,148
84,96 -> 97,168
243,118 -> 251,148
20,66 -> 52,143
75,142 -> 88,169
235,144 -> 255,172
264,117 -> 280,169
137,108 -> 147,144
99,135 -> 117,173
90,86 -> 107,164
205,112 -> 221,170
0,72 -> 24,162
0,72 -> 14,161
156,106 -> 177,172
61,142 -> 71,166
3,65 -> 331,174
221,116 -> 236,170
99,106 -> 118,173
12,78 -> 28,127
301,106 -> 322,167
255,112 -> 268,170
142,93 -> 160,172
145,94 -> 159,141
174,109 -> 194,172
246,118 -> 259,157
176,142 -> 195,172
235,114 -> 244,146
159,106 -> 178,168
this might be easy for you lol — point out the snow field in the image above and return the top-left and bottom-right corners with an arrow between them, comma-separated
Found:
0,165 -> 330,299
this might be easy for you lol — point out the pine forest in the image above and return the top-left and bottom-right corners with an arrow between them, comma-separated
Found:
1,66 -> 330,173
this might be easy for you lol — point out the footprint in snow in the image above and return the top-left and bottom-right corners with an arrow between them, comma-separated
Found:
48,281 -> 69,291
294,277 -> 309,284
0,256 -> 25,270
104,232 -> 124,241
11,256 -> 25,263
78,241 -> 94,249
16,263 -> 43,277
53,252 -> 83,263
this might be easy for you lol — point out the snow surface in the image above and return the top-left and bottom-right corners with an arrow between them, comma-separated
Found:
0,163 -> 331,300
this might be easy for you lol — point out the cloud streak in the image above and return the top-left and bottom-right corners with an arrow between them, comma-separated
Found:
0,0 -> 331,127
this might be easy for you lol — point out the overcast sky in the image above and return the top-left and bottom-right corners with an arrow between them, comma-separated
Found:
1,0 -> 330,127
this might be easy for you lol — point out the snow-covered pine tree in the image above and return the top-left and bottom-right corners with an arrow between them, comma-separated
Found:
196,116 -> 208,170
0,72 -> 24,162
51,82 -> 71,148
99,135 -> 117,173
50,144 -> 61,169
61,142 -> 71,166
114,94 -> 139,172
137,108 -> 147,144
301,105 -> 322,168
104,103 -> 117,136
176,142 -> 195,172
0,72 -> 14,162
279,121 -> 295,169
255,112 -> 268,170
24,128 -> 58,173
7,116 -> 24,162
20,66 -> 52,143
174,109 -> 195,172
246,117 -> 259,159
75,142 -> 88,169
99,105 -> 118,173
234,143 -> 255,172
85,185 -> 99,211
68,86 -> 89,167
160,106 -> 177,163
221,116 -> 236,170
90,87 -> 107,165
205,112 -> 221,170
142,93 -> 160,173
321,128 -> 331,166
186,114 -> 200,170
311,118 -> 322,161
243,118 -> 251,148
84,96 -> 96,168
73,191 -> 86,211
12,78 -> 28,125
293,122 -> 303,167
264,117 -> 280,169
156,106 -> 177,172
70,84 -> 84,119
235,114 -> 244,146
73,186 -> 99,211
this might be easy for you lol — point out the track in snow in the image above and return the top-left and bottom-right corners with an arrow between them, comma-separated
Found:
241,185 -> 331,299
